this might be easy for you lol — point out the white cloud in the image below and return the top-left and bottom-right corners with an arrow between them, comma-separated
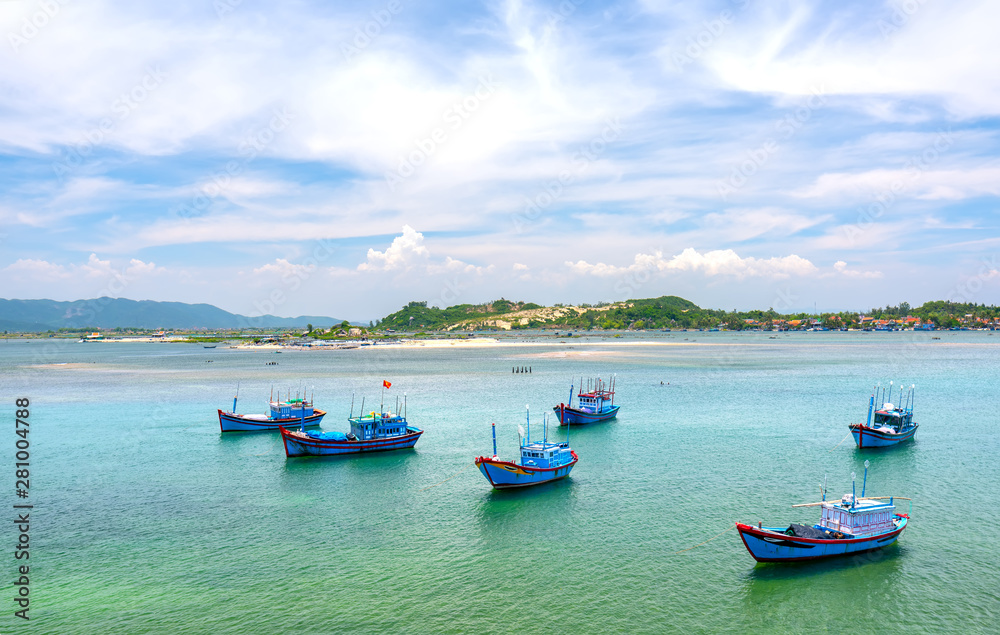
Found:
358,225 -> 430,272
833,260 -> 883,279
568,248 -> 818,279
3,254 -> 164,283
253,258 -> 317,278
793,167 -> 1000,202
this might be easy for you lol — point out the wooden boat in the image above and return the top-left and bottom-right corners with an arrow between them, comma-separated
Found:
553,375 -> 620,426
849,382 -> 918,448
736,462 -> 910,562
280,391 -> 422,457
218,388 -> 325,432
475,408 -> 578,488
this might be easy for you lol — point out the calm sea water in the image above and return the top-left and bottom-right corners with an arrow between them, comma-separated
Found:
2,332 -> 998,633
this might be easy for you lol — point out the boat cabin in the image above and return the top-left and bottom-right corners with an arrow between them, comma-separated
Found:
576,392 -> 610,414
269,398 -> 314,420
349,412 -> 408,441
872,403 -> 914,432
519,441 -> 574,468
819,496 -> 896,537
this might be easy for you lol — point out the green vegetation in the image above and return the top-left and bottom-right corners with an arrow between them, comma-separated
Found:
373,297 -> 1000,332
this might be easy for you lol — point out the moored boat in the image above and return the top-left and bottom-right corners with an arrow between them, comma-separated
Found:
218,388 -> 325,432
553,375 -> 620,426
736,462 -> 910,562
475,407 -> 578,488
849,382 -> 918,448
280,388 -> 422,457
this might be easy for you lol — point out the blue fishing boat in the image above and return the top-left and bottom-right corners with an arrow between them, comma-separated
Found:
475,407 -> 578,488
849,382 -> 918,448
218,387 -> 325,432
737,462 -> 910,562
280,390 -> 422,457
553,375 -> 620,426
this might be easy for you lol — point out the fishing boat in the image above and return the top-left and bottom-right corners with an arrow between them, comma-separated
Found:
849,382 -> 918,448
218,388 -> 325,432
280,391 -> 422,457
475,407 -> 578,488
736,462 -> 910,562
553,375 -> 620,426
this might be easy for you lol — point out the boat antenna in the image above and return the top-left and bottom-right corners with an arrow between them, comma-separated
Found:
851,471 -> 857,508
525,404 -> 530,444
862,460 -> 869,498
866,390 -> 874,427
350,392 -> 355,418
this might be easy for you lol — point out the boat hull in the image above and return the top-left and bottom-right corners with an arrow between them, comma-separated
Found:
849,423 -> 918,448
736,517 -> 907,562
218,409 -> 325,432
280,426 -> 423,457
553,403 -> 620,426
475,453 -> 578,488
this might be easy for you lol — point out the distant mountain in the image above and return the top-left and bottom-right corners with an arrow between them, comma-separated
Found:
0,298 -> 351,331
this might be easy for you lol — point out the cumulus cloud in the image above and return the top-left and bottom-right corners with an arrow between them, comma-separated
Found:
3,254 -> 164,281
833,261 -> 883,279
358,225 -> 430,272
357,226 -> 492,276
253,258 -> 316,278
568,248 -> 818,280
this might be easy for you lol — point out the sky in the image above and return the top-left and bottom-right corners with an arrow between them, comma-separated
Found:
2,0 -> 999,322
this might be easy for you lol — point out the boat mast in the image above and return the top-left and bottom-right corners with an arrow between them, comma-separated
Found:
491,422 -> 497,457
851,472 -> 857,508
233,382 -> 239,413
525,405 -> 530,444
861,460 -> 869,498
543,412 -> 547,443
568,382 -> 574,409
867,390 -> 874,427
350,392 -> 355,418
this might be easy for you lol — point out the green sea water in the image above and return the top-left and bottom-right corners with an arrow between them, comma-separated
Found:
2,332 -> 998,633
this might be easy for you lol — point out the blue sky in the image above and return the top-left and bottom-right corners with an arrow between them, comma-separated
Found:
2,0 -> 999,321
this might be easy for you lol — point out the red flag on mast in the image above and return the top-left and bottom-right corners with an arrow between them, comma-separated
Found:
383,380 -> 392,389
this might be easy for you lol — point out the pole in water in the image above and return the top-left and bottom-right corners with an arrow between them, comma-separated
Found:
862,460 -> 869,498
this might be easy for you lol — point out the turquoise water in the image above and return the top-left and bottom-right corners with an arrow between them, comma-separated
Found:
2,333 -> 998,633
